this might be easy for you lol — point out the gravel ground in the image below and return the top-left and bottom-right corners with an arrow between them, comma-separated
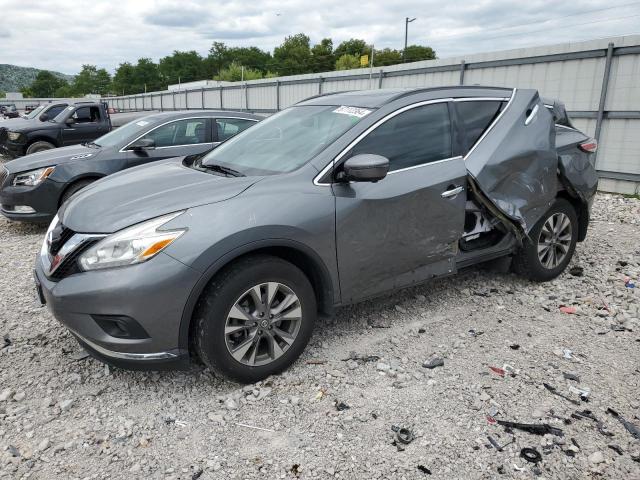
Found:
0,193 -> 639,480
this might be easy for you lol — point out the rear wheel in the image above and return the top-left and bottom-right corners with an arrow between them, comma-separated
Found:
193,255 -> 317,383
512,198 -> 578,281
25,141 -> 55,155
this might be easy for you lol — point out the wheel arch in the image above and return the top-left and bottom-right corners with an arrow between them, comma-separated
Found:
179,239 -> 336,357
26,136 -> 59,149
556,190 -> 589,242
58,174 -> 106,207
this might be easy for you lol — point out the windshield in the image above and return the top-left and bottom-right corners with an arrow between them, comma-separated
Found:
201,105 -> 370,175
25,105 -> 45,119
90,118 -> 157,148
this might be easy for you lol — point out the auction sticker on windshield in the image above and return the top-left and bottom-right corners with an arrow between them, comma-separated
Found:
333,106 -> 372,118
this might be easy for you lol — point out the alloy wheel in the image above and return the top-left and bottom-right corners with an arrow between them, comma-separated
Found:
537,212 -> 572,269
224,282 -> 302,366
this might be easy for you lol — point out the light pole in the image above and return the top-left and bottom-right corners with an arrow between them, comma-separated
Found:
403,17 -> 416,62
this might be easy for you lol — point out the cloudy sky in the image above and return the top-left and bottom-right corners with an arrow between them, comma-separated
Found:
1,0 -> 640,74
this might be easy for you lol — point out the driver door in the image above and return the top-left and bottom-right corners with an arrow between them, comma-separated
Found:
332,102 -> 467,303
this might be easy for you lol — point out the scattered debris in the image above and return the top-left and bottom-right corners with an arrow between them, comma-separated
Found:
235,422 -> 275,433
1,335 -> 10,349
417,465 -> 432,475
509,344 -> 520,350
606,408 -> 640,439
342,352 -> 380,363
8,445 -> 20,457
468,329 -> 484,337
520,447 -> 542,463
496,420 -> 563,437
559,306 -> 577,314
563,372 -> 580,382
569,266 -> 584,277
568,385 -> 590,401
487,435 -> 514,452
306,359 -> 326,365
489,366 -> 505,377
391,425 -> 414,450
334,401 -> 350,411
563,349 -> 573,359
422,357 -> 444,369
192,468 -> 204,480
290,464 -> 301,477
571,410 -> 613,437
608,444 -> 624,456
543,383 -> 580,405
71,349 -> 90,361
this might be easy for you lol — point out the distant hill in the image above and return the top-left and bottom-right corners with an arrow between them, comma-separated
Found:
0,64 -> 75,93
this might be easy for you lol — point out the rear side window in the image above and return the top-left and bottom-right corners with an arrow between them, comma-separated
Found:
350,103 -> 452,172
141,118 -> 210,147
456,101 -> 504,151
216,118 -> 256,141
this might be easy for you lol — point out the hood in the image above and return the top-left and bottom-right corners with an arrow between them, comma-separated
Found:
60,158 -> 261,233
3,117 -> 56,133
4,144 -> 100,174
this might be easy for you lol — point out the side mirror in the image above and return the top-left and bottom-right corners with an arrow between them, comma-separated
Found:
130,138 -> 155,151
39,113 -> 49,121
339,154 -> 389,183
65,117 -> 75,125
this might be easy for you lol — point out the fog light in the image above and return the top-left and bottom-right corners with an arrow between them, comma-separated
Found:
13,205 -> 36,213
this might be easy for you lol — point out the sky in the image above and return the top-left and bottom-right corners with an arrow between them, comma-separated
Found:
1,0 -> 640,75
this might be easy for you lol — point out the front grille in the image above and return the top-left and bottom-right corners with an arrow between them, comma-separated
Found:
0,166 -> 8,188
49,225 -> 75,256
50,240 -> 98,280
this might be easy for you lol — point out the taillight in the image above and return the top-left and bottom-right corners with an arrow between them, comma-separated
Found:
579,139 -> 598,153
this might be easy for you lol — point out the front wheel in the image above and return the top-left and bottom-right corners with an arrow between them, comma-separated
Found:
193,255 -> 317,383
512,198 -> 578,282
25,141 -> 55,155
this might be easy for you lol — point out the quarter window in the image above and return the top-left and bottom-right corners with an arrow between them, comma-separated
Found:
456,101 -> 505,151
140,118 -> 210,147
216,118 -> 256,141
350,103 -> 452,172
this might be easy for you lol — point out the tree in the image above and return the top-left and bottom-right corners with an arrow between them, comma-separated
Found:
28,70 -> 68,97
54,84 -> 75,98
334,39 -> 369,59
20,86 -> 34,98
213,61 -> 264,82
73,65 -> 112,95
311,38 -> 334,73
373,48 -> 402,67
205,42 -> 230,77
335,54 -> 361,70
159,50 -> 206,86
272,34 -> 312,75
132,58 -> 163,93
403,45 -> 436,62
112,62 -> 136,95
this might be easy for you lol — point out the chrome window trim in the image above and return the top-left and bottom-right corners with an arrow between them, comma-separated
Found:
463,88 -> 517,160
313,95 -> 513,186
387,155 -> 463,175
119,116 -> 256,153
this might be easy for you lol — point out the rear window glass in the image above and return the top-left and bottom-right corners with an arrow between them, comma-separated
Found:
456,101 -> 505,150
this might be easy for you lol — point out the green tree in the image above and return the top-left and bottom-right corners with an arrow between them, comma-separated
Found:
335,54 -> 361,70
20,86 -> 34,98
373,48 -> 402,67
334,39 -> 369,59
73,65 -> 112,95
159,50 -> 206,85
213,61 -> 264,82
112,62 -> 136,95
272,34 -> 312,75
54,84 -> 76,98
403,45 -> 436,62
205,41 -> 230,77
28,70 -> 68,97
0,90 -> 5,99
227,46 -> 272,73
311,38 -> 334,73
133,58 -> 163,93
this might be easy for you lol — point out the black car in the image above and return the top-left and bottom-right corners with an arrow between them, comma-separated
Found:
0,102 -> 69,150
3,105 -> 20,119
0,110 -> 260,223
2,101 -> 114,158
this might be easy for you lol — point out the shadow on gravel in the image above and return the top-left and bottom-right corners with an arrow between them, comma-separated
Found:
4,220 -> 47,235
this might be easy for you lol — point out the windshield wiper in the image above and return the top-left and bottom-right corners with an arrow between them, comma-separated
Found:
201,163 -> 245,177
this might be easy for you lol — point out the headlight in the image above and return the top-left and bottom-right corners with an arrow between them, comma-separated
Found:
13,166 -> 56,186
7,131 -> 21,141
79,211 -> 187,271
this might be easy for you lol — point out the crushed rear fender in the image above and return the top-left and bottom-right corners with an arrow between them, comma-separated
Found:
465,89 -> 557,234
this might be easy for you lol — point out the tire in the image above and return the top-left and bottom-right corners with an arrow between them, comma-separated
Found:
60,179 -> 95,206
25,141 -> 55,155
193,255 -> 317,383
512,198 -> 578,282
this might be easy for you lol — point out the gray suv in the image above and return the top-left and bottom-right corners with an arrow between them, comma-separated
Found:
34,87 -> 598,383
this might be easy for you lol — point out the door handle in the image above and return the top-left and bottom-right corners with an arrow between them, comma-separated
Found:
441,186 -> 464,198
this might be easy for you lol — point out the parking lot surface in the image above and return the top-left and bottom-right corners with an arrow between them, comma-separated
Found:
0,193 -> 639,479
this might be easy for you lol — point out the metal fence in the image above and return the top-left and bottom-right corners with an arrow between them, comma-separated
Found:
105,35 -> 640,194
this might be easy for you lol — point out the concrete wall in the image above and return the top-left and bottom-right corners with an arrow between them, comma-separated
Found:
105,35 -> 640,194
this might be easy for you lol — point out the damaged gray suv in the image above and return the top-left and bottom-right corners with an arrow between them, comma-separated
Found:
34,87 -> 598,383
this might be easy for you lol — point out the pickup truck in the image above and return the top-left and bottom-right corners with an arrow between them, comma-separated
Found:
1,101 -> 112,158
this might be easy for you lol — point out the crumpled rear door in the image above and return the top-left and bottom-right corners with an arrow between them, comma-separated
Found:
465,89 -> 557,233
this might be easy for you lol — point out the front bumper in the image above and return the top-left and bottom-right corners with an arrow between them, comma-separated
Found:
35,250 -> 202,370
3,140 -> 26,158
0,179 -> 61,223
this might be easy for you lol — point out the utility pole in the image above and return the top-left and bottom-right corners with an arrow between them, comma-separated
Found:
369,45 -> 375,89
403,17 -> 416,62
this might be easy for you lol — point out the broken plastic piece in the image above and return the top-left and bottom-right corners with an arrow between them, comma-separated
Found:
559,306 -> 577,314
489,366 -> 506,377
496,420 -> 564,436
422,358 -> 444,369
563,349 -> 573,359
563,372 -> 580,382
607,408 -> 640,440
417,465 -> 432,475
608,444 -> 624,456
334,401 -> 350,411
520,447 -> 542,463
543,383 -> 580,405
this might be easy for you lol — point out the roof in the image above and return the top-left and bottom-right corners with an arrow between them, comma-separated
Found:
136,110 -> 262,123
297,86 -> 514,108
